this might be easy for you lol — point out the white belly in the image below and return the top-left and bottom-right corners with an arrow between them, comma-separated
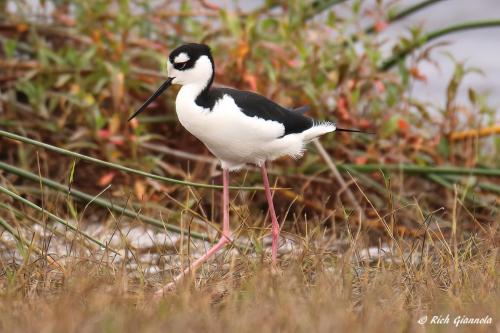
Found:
175,88 -> 305,170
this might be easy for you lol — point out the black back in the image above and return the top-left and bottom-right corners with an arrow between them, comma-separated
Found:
196,87 -> 314,136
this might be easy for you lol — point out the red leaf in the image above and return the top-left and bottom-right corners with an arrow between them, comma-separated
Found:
358,118 -> 371,129
98,172 -> 116,186
355,156 -> 368,165
287,59 -> 300,68
243,73 -> 258,91
375,20 -> 388,32
98,129 -> 110,139
398,119 -> 410,134
109,136 -> 124,146
410,67 -> 427,82
337,95 -> 350,121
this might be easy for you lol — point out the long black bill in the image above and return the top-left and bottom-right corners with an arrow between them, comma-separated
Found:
128,77 -> 175,121
336,127 -> 375,135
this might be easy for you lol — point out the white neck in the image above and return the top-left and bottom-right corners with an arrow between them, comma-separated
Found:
178,82 -> 207,101
175,82 -> 211,118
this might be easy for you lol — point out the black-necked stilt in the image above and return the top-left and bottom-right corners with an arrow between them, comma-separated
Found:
129,43 -> 363,294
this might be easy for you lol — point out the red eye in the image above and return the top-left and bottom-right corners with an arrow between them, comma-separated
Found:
177,62 -> 188,70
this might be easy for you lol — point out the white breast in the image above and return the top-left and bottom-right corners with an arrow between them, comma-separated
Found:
175,85 -> 308,170
175,84 -> 212,135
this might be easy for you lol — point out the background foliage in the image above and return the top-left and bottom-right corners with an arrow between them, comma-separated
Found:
0,1 -> 498,332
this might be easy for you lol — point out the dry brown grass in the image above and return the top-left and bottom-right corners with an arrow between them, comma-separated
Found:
0,207 -> 497,333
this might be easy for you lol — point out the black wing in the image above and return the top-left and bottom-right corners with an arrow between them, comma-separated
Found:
197,87 -> 313,136
293,105 -> 310,114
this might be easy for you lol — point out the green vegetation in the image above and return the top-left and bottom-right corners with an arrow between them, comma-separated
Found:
0,1 -> 498,332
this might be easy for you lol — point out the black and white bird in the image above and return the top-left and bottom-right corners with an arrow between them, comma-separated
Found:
129,43 -> 362,294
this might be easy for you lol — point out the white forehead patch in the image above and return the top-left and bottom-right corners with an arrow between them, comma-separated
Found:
174,52 -> 190,63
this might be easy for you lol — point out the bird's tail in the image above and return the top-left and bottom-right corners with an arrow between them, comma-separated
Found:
303,123 -> 374,142
294,107 -> 373,135
302,122 -> 336,142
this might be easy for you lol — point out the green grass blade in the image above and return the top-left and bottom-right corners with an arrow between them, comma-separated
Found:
0,129 -> 263,191
305,0 -> 348,20
441,175 -> 500,195
337,164 -> 500,177
0,161 -> 210,241
0,185 -> 120,254
365,0 -> 445,34
380,19 -> 500,70
0,216 -> 26,247
0,215 -> 46,257
427,174 -> 498,213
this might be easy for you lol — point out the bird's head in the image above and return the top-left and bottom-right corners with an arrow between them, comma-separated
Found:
128,43 -> 214,121
168,43 -> 214,86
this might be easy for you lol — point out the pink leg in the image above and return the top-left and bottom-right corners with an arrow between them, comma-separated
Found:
155,169 -> 231,296
260,164 -> 279,266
